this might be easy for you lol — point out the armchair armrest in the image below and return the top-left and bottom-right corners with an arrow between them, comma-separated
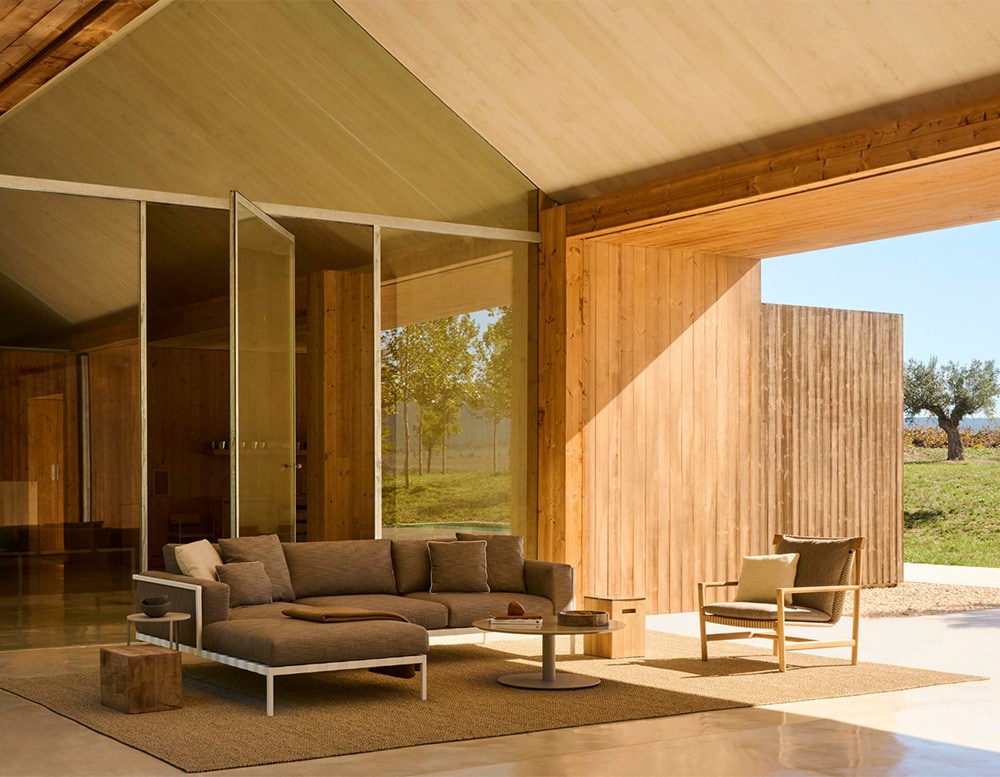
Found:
777,583 -> 860,597
524,558 -> 575,613
697,580 -> 738,608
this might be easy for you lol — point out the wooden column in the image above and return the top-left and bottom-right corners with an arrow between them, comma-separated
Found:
306,269 -> 375,540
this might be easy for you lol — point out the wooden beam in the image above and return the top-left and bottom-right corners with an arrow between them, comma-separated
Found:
564,96 -> 1000,238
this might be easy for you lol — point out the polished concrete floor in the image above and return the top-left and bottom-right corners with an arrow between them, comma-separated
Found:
1,565 -> 998,777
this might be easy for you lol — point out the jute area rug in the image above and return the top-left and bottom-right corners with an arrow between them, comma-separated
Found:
0,631 -> 983,773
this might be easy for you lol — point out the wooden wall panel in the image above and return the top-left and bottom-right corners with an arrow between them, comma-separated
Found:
762,304 -> 903,586
577,242 -> 762,612
88,343 -> 141,531
306,269 -> 375,540
146,346 -> 229,561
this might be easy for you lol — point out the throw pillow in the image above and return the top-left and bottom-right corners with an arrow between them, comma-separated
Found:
391,539 -> 435,594
173,539 -> 223,580
456,532 -> 526,593
216,561 -> 273,607
218,534 -> 295,602
734,553 -> 800,605
428,540 -> 490,593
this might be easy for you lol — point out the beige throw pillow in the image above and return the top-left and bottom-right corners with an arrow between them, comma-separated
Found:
735,553 -> 800,605
174,539 -> 223,580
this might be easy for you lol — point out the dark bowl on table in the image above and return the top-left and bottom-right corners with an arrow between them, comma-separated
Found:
140,596 -> 171,618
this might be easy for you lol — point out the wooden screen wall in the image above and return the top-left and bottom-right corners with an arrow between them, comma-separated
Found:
762,303 -> 903,586
575,240 -> 764,613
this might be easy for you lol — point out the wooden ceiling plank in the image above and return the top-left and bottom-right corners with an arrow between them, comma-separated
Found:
0,0 -> 154,112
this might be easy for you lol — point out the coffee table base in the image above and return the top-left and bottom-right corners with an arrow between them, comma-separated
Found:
498,672 -> 600,690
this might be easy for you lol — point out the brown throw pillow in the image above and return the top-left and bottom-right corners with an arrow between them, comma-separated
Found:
456,532 -> 526,593
428,540 -> 490,593
218,534 -> 295,602
216,561 -> 273,607
391,539 -> 435,594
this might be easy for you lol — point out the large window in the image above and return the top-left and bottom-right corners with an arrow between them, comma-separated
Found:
379,230 -> 534,544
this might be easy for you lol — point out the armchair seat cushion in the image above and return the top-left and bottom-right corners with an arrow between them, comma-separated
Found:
702,600 -> 832,623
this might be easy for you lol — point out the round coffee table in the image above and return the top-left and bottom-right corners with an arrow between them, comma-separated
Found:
126,612 -> 191,651
473,616 -> 625,689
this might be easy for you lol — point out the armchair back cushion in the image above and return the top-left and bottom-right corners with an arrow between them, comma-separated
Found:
776,535 -> 856,615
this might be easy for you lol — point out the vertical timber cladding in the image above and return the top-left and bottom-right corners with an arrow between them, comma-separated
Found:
578,240 -> 763,613
307,270 -> 375,540
762,304 -> 903,587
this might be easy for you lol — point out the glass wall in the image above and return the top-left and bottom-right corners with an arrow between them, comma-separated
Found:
0,188 -> 141,649
379,229 -> 535,548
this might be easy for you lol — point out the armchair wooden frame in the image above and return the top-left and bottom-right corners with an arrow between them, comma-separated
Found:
698,535 -> 864,672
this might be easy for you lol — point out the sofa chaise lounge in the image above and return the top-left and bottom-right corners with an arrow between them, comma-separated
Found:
132,532 -> 574,714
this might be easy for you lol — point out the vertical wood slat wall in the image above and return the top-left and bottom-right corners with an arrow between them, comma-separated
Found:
761,303 -> 903,586
577,240 -> 763,613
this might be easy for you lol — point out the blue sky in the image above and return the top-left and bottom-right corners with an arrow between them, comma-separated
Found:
761,220 -> 1000,368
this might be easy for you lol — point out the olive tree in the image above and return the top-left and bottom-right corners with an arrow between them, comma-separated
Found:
903,357 -> 1000,460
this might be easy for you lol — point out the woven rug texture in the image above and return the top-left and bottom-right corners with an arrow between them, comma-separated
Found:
0,631 -> 983,773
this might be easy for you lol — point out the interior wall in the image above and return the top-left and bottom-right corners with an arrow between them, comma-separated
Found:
762,303 -> 904,586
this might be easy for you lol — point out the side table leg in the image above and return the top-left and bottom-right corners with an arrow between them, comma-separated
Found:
540,633 -> 556,682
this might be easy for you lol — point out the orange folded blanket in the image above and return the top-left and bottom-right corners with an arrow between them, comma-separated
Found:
281,605 -> 409,623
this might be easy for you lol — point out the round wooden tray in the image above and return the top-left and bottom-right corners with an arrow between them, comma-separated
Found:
557,609 -> 609,627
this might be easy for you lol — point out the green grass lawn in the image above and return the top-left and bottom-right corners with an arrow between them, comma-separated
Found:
904,448 -> 1000,567
382,470 -> 511,527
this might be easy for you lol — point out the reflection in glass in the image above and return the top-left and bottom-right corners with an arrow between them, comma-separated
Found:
231,193 -> 296,540
380,230 -> 533,546
0,188 -> 141,649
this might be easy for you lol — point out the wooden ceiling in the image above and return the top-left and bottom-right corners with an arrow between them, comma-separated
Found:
0,0 -> 156,115
3,1 -> 1000,344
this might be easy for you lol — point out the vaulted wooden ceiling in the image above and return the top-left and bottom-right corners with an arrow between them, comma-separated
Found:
2,0 -> 1000,344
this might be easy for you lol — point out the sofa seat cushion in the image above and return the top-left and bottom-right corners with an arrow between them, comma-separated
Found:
202,618 -> 428,667
406,591 -> 556,628
701,601 -> 831,623
294,594 -> 449,630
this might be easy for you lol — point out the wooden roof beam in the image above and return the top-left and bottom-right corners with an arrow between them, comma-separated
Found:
563,95 -> 1000,238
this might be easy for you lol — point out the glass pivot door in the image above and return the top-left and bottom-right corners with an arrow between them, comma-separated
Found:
230,191 -> 296,540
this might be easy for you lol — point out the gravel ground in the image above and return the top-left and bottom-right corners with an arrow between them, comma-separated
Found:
848,581 -> 1000,618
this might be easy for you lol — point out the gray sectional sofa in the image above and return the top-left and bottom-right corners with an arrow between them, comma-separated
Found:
132,532 -> 574,715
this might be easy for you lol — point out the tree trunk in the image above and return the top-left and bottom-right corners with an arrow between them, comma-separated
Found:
492,419 -> 498,473
938,417 -> 965,461
402,400 -> 411,488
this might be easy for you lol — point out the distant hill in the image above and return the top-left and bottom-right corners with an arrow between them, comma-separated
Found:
906,416 -> 996,431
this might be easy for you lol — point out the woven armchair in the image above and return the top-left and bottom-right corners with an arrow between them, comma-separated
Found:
698,534 -> 864,672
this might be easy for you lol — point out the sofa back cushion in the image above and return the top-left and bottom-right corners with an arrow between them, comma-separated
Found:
218,534 -> 296,602
456,532 -> 526,593
283,539 -> 397,597
391,539 -> 434,594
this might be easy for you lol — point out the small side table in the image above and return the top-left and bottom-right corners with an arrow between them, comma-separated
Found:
126,612 -> 191,651
583,597 -> 646,658
100,644 -> 182,713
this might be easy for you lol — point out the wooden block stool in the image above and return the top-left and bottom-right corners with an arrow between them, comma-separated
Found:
100,644 -> 182,713
583,597 -> 647,658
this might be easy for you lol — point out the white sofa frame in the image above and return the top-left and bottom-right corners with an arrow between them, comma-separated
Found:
133,573 -> 428,716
